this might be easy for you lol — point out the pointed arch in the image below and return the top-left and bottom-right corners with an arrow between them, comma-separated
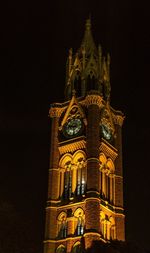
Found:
74,207 -> 84,217
74,208 -> 85,236
57,212 -> 67,239
60,94 -> 85,130
87,71 -> 97,91
59,153 -> 72,199
99,153 -> 107,196
109,216 -> 116,240
99,153 -> 107,166
100,211 -> 105,237
56,245 -> 66,253
74,70 -> 82,97
73,151 -> 86,196
72,150 -> 86,163
106,158 -> 115,173
99,154 -> 115,202
71,242 -> 82,253
59,153 -> 72,169
106,158 -> 115,203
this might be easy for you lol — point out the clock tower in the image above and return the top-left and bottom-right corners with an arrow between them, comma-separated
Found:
44,19 -> 125,253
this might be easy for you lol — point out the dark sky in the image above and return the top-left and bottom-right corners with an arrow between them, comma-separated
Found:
1,0 -> 150,251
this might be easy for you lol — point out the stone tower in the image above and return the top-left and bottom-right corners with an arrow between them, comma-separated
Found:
44,18 -> 125,253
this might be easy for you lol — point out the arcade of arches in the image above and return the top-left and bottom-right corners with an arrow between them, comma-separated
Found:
59,151 -> 115,205
55,151 -> 116,242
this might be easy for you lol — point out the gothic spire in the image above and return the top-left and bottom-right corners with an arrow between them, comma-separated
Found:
65,18 -> 111,101
79,17 -> 97,57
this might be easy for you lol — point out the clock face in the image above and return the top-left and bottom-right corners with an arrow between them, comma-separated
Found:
101,124 -> 111,140
64,118 -> 82,137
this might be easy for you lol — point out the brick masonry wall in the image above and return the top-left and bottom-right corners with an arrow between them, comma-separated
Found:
115,176 -> 123,207
114,124 -> 123,176
87,104 -> 100,191
44,242 -> 56,253
85,198 -> 100,232
45,208 -> 57,240
49,169 -> 60,200
84,233 -> 101,249
115,216 -> 125,241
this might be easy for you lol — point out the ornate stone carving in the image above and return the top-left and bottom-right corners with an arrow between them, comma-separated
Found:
113,114 -> 125,127
59,140 -> 86,155
49,107 -> 64,118
60,94 -> 86,129
81,94 -> 103,108
100,142 -> 118,162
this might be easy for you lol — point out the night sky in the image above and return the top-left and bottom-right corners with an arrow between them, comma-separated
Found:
1,0 -> 150,251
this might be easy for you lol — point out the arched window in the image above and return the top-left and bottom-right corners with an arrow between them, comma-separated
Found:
59,151 -> 86,200
73,151 -> 86,196
59,154 -> 72,200
77,216 -> 84,236
71,242 -> 82,253
56,245 -> 66,253
74,208 -> 84,236
100,211 -> 116,240
106,159 -> 115,204
74,71 -> 82,97
99,154 -> 115,203
57,212 -> 67,239
109,216 -> 116,240
100,211 -> 105,237
99,153 -> 107,197
76,157 -> 86,195
87,71 -> 96,91
64,161 -> 72,199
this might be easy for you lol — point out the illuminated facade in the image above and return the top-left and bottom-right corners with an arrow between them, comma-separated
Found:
44,19 -> 125,253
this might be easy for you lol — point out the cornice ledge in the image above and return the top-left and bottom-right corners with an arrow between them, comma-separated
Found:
49,107 -> 65,118
80,94 -> 103,108
100,141 -> 118,161
112,114 -> 125,127
59,139 -> 86,155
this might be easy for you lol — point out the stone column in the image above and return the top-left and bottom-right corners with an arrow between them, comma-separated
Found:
84,95 -> 103,248
115,122 -> 123,176
72,164 -> 77,194
44,107 -> 62,253
60,170 -> 64,198
99,169 -> 101,193
102,170 -> 106,197
48,108 -> 61,200
67,217 -> 74,236
109,174 -> 113,203
86,102 -> 101,191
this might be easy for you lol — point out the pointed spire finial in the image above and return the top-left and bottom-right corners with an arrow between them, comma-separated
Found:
85,16 -> 91,31
72,89 -> 76,97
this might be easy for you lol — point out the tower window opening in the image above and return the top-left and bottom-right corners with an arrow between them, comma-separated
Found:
77,183 -> 80,195
56,245 -> 66,253
74,71 -> 82,97
64,162 -> 72,199
81,181 -> 85,194
74,208 -> 85,237
57,213 -> 67,239
71,243 -> 82,253
76,159 -> 86,196
60,222 -> 67,238
77,217 -> 84,236
87,72 -> 96,91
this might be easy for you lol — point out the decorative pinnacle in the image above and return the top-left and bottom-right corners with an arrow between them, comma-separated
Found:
85,17 -> 91,31
72,89 -> 76,96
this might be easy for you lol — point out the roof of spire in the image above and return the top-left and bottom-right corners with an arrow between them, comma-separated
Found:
79,18 -> 97,57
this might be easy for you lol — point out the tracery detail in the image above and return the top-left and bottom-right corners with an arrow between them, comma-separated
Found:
99,153 -> 115,203
59,151 -> 87,200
